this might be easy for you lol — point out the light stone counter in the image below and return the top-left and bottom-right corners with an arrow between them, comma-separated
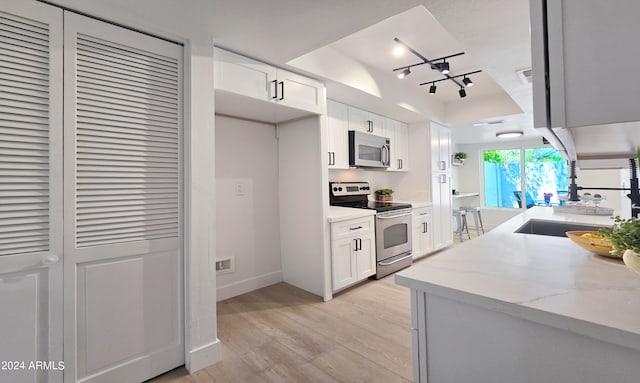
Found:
396,206 -> 640,383
327,206 -> 375,223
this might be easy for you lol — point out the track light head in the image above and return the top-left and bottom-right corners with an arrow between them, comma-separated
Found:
439,61 -> 450,74
429,84 -> 437,95
459,87 -> 467,98
397,67 -> 411,79
462,76 -> 473,87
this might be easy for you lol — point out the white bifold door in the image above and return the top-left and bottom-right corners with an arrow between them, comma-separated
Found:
0,2 -> 184,383
0,2 -> 63,383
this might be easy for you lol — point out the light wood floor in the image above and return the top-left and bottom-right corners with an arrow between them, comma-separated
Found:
148,232 -> 482,383
147,275 -> 413,383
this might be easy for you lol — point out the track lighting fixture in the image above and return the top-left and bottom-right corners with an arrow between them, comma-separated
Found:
496,131 -> 524,138
392,37 -> 482,98
438,60 -> 450,74
397,67 -> 411,79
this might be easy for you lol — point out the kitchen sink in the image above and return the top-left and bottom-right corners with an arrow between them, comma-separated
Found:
514,219 -> 608,237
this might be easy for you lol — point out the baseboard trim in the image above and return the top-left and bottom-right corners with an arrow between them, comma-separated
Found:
216,271 -> 282,301
186,339 -> 221,373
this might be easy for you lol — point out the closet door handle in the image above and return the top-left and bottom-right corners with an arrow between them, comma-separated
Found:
279,81 -> 284,100
271,80 -> 278,99
332,152 -> 336,165
328,152 -> 332,165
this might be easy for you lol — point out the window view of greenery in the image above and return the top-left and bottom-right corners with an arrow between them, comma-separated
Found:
484,148 -> 568,208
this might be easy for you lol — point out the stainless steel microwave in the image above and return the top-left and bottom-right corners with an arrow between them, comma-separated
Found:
348,130 -> 390,168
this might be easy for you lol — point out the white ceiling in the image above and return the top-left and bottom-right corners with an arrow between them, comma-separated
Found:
51,0 -> 537,144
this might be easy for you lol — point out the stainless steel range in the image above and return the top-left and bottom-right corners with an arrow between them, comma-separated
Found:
329,182 -> 413,279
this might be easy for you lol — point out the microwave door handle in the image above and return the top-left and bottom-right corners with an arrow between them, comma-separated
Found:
382,144 -> 390,166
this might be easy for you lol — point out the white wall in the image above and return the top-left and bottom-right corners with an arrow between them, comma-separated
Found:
329,122 -> 432,202
278,116 -> 329,299
214,116 -> 282,301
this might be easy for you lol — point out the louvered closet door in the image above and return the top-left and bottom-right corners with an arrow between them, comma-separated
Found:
0,2 -> 63,383
63,12 -> 183,383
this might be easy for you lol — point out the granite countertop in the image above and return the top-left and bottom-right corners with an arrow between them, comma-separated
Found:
395,207 -> 640,351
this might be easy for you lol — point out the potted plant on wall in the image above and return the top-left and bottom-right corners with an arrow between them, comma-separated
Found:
375,188 -> 394,201
600,217 -> 640,275
453,152 -> 467,166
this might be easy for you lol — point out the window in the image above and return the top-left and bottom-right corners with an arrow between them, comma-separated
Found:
483,147 -> 568,208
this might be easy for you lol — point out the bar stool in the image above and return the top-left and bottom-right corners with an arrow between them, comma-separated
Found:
452,209 -> 471,241
460,206 -> 485,236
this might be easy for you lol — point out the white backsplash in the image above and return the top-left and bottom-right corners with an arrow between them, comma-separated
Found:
329,168 -> 429,202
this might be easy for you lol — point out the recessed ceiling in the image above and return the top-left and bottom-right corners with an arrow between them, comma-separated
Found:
329,6 -> 506,103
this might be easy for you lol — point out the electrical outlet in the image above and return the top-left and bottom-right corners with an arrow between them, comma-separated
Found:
234,182 -> 245,196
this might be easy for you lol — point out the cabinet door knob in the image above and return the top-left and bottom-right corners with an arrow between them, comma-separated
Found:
349,226 -> 363,230
271,80 -> 278,99
279,81 -> 284,100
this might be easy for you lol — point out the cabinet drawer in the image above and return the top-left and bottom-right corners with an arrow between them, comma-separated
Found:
331,216 -> 374,239
412,207 -> 432,220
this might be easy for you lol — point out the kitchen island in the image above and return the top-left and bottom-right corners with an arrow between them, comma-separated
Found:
396,207 -> 640,383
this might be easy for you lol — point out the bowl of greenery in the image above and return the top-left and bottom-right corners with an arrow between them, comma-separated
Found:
599,217 -> 640,275
374,188 -> 394,201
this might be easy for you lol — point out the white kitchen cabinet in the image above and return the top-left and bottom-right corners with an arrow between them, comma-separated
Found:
386,118 -> 409,172
530,0 -> 640,162
330,216 -> 376,291
276,68 -> 326,114
431,122 -> 451,173
412,207 -> 433,259
431,122 -> 453,250
326,100 -> 349,169
214,47 -> 326,121
348,105 -> 386,135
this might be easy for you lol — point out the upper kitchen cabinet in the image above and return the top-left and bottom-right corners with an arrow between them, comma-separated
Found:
326,100 -> 349,169
386,118 -> 409,172
431,122 -> 451,173
348,105 -> 386,135
530,0 -> 640,164
214,47 -> 326,123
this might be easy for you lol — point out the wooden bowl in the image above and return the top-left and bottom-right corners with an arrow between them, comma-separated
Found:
566,231 -> 619,258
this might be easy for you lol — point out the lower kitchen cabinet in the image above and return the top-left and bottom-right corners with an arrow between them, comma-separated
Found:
331,216 -> 376,291
412,207 -> 433,258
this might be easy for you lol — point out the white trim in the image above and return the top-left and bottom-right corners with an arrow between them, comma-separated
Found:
186,339 -> 222,373
216,271 -> 283,302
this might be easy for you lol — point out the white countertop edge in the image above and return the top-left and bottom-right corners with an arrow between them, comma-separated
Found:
395,273 -> 640,352
327,206 -> 376,223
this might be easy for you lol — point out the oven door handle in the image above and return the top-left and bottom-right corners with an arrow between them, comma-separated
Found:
377,212 -> 412,219
378,253 -> 412,266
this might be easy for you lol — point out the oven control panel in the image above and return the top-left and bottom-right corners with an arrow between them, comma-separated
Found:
330,182 -> 371,196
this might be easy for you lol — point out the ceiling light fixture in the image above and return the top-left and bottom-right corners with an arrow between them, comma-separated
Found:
392,37 -> 482,98
392,45 -> 405,57
496,131 -> 524,138
397,67 -> 411,79
438,60 -> 450,74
